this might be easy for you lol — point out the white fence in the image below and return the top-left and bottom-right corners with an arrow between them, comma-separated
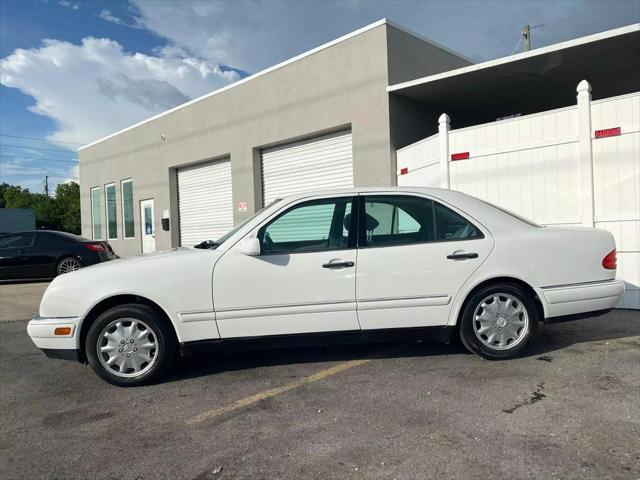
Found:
397,82 -> 640,309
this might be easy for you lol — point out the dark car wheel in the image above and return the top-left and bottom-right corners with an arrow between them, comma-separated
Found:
459,282 -> 539,360
85,304 -> 176,387
56,256 -> 82,275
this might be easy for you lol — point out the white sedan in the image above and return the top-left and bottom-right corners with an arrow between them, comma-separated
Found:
28,187 -> 624,386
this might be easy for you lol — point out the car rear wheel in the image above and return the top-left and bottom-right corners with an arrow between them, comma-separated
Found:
459,283 -> 539,359
85,304 -> 176,387
56,257 -> 81,275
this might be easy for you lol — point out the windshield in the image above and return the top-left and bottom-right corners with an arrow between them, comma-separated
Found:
195,199 -> 282,249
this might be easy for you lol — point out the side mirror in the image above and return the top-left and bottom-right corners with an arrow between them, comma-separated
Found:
238,237 -> 261,256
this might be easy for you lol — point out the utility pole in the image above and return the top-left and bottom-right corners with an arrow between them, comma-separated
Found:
522,24 -> 531,51
44,175 -> 49,196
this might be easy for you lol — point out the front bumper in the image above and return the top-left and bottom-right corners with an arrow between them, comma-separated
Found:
541,279 -> 625,318
27,316 -> 82,358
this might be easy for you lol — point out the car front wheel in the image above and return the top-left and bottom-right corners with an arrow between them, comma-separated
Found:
85,304 -> 176,386
459,283 -> 539,359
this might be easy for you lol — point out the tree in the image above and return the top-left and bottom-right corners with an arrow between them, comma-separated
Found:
0,183 -> 10,208
1,181 -> 80,233
54,182 -> 81,234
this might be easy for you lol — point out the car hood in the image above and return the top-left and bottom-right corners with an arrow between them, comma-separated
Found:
40,246 -> 222,319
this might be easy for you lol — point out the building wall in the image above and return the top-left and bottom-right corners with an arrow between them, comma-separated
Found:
80,25 -> 393,257
79,21 -> 471,257
385,24 -> 471,153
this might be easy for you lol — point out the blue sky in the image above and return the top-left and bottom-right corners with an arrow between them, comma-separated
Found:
1,0 -> 638,193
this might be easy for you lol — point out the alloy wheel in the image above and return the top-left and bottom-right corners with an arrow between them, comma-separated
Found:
97,318 -> 159,378
57,258 -> 81,274
472,293 -> 529,350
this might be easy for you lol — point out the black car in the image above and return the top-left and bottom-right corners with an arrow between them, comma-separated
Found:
0,230 -> 117,281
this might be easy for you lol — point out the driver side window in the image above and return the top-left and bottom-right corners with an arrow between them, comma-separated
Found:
258,197 -> 353,254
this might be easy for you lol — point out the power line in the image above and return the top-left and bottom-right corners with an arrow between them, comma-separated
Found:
0,143 -> 77,154
0,154 -> 78,164
0,173 -> 71,179
0,133 -> 84,146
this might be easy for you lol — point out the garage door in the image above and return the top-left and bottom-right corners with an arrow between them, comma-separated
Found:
177,159 -> 233,246
261,130 -> 353,205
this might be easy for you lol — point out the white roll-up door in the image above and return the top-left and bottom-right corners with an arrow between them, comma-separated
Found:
177,159 -> 233,246
261,130 -> 353,205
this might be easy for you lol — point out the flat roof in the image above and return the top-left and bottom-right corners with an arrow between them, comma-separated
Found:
386,23 -> 640,128
388,23 -> 639,94
80,19 -> 469,152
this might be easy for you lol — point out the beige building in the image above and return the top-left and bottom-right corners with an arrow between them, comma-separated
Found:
79,20 -> 470,256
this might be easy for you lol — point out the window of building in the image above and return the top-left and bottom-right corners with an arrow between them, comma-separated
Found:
258,197 -> 353,254
91,187 -> 102,240
121,179 -> 135,239
105,183 -> 117,240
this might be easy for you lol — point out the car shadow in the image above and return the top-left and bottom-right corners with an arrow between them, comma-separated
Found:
0,278 -> 52,285
164,311 -> 639,383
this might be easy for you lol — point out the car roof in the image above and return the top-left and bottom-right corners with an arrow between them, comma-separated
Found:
1,230 -> 87,240
277,186 -> 537,233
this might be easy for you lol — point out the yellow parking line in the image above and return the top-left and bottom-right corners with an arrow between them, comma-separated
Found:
187,357 -> 372,425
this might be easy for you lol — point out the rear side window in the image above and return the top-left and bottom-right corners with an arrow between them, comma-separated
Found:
362,196 -> 434,247
0,233 -> 35,248
361,195 -> 482,247
35,233 -> 70,248
434,202 -> 482,240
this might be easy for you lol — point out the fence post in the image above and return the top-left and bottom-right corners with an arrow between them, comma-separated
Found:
439,113 -> 451,188
577,80 -> 595,227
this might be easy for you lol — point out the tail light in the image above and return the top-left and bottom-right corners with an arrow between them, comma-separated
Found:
602,249 -> 617,270
85,242 -> 107,252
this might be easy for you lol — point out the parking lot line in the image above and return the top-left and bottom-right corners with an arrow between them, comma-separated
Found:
187,357 -> 372,425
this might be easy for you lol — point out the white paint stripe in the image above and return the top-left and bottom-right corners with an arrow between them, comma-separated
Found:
186,358 -> 372,425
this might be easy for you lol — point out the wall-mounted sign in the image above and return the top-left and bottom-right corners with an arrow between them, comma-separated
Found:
451,152 -> 470,161
595,127 -> 621,139
237,201 -> 248,212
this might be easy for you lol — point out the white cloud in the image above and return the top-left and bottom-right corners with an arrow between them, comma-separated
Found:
0,37 -> 240,145
130,0 -> 640,71
63,164 -> 79,184
99,9 -> 143,29
58,1 -> 79,10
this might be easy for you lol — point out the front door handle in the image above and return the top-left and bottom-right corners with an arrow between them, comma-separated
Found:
322,260 -> 355,269
447,250 -> 478,260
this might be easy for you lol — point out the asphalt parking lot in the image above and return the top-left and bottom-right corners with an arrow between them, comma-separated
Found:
0,283 -> 638,480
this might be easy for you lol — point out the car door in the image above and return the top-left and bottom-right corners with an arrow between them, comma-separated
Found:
0,233 -> 36,279
31,232 -> 65,277
213,195 -> 359,338
355,194 -> 494,330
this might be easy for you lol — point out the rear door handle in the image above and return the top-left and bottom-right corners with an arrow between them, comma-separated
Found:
447,250 -> 478,260
322,260 -> 355,269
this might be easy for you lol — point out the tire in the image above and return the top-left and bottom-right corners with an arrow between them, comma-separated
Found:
459,282 -> 539,360
56,256 -> 82,275
85,304 -> 176,387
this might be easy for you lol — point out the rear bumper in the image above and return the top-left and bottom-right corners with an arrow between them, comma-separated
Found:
27,316 -> 82,354
541,279 -> 625,318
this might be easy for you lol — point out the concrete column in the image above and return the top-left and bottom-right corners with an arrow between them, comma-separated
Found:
577,80 -> 595,227
438,113 -> 451,189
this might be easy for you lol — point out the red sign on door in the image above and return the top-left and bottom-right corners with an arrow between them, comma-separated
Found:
451,152 -> 470,161
595,127 -> 621,139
